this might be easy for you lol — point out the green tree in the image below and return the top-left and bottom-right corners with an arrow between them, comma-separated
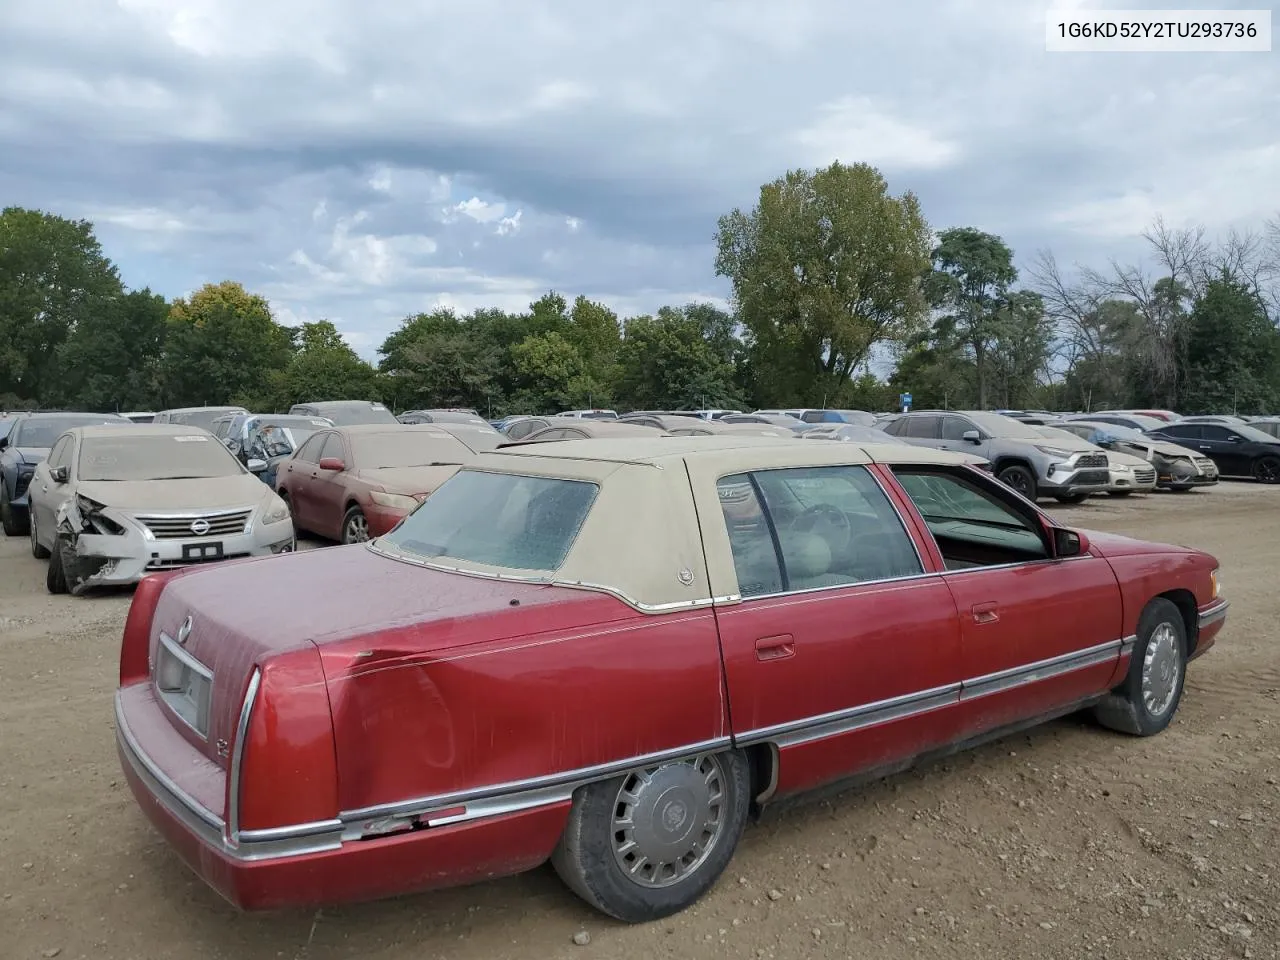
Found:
377,308 -> 504,413
509,331 -> 597,411
0,207 -> 123,405
256,320 -> 380,410
616,308 -> 743,409
924,227 -> 1018,409
987,290 -> 1053,409
55,288 -> 169,411
1180,274 -> 1280,414
715,162 -> 931,406
161,281 -> 294,407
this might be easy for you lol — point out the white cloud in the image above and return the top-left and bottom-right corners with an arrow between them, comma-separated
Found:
496,210 -> 523,235
450,197 -> 507,224
792,96 -> 960,171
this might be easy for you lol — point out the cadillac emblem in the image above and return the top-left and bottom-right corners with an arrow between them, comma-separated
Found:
176,615 -> 193,645
190,518 -> 211,536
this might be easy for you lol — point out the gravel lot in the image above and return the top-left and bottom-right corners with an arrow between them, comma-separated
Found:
1,484 -> 1276,960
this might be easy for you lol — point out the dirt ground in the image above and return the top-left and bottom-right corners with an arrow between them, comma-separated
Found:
1,484 -> 1277,960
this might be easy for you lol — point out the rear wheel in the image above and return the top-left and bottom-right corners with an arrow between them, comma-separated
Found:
341,505 -> 370,544
551,750 -> 750,922
1094,597 -> 1186,736
29,510 -> 50,559
997,464 -> 1037,501
1253,456 -> 1280,484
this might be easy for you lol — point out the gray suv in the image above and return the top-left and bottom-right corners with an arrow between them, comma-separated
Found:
881,410 -> 1111,503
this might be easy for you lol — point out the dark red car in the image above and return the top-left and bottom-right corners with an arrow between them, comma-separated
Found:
116,438 -> 1227,921
274,424 -> 474,543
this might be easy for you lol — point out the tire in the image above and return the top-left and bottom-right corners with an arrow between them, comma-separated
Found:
341,504 -> 370,544
1,496 -> 26,537
1253,456 -> 1280,484
278,491 -> 301,539
46,536 -> 69,595
1054,491 -> 1090,504
1093,598 -> 1186,737
1107,490 -> 1133,498
29,509 -> 50,559
550,750 -> 751,923
996,464 -> 1037,500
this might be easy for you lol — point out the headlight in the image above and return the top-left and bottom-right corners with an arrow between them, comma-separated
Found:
260,495 -> 290,525
370,491 -> 420,511
1035,445 -> 1071,458
1211,568 -> 1220,599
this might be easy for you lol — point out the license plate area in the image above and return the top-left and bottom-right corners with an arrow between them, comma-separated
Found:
182,541 -> 224,561
155,632 -> 213,739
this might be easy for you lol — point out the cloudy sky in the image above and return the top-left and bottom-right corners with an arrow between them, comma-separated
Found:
2,0 -> 1276,359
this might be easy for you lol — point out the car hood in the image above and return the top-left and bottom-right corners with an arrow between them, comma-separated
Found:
1080,529 -> 1196,558
1122,438 -> 1201,459
356,465 -> 464,496
1034,433 -> 1099,453
75,474 -> 268,511
1106,450 -> 1153,468
11,446 -> 49,465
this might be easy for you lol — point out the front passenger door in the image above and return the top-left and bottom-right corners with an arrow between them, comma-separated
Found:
889,465 -> 1123,737
1197,425 -> 1249,475
31,435 -> 74,546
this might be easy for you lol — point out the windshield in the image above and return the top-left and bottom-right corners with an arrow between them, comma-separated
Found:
78,434 -> 244,481
248,417 -> 330,457
964,412 -> 1046,440
166,409 -> 244,431
313,403 -> 399,426
382,470 -> 598,571
13,415 -> 127,448
353,431 -> 472,467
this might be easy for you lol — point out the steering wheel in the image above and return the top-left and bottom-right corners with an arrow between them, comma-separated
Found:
787,503 -> 852,554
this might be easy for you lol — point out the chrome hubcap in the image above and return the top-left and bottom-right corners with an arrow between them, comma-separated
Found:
1141,622 -> 1181,717
345,514 -> 369,543
610,755 -> 726,888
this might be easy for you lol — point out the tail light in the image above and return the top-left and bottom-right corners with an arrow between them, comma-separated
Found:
228,648 -> 339,838
119,571 -> 185,685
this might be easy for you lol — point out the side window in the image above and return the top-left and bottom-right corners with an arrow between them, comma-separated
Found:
939,416 -> 974,441
893,468 -> 1049,569
294,434 -> 324,463
319,434 -> 346,464
903,416 -> 940,439
717,466 -> 923,598
48,436 -> 73,469
880,418 -> 904,436
1201,425 -> 1234,441
1164,424 -> 1202,441
716,475 -> 784,598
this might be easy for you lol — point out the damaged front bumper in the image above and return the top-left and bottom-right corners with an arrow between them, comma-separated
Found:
56,503 -> 294,595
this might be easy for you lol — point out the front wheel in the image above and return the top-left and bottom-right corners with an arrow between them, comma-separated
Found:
1,497 -> 25,537
46,535 -> 69,595
1253,456 -> 1280,484
341,505 -> 370,544
997,464 -> 1037,501
551,750 -> 751,922
1094,597 -> 1186,736
29,509 -> 50,559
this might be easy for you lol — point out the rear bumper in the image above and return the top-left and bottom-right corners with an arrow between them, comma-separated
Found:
115,687 -> 567,910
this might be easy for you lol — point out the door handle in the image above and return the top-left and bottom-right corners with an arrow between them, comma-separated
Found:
41,485 -> 48,492
755,634 -> 795,661
971,602 -> 999,624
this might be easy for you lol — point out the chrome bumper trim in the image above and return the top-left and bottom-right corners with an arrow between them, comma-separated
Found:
1198,599 -> 1229,628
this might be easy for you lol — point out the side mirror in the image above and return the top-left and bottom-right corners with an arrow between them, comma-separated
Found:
1049,526 -> 1088,557
51,465 -> 69,484
1226,434 -> 1241,443
962,430 -> 981,443
247,458 -> 267,473
318,456 -> 345,471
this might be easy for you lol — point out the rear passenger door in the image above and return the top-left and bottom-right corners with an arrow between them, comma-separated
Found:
884,414 -> 941,449
696,462 -> 965,800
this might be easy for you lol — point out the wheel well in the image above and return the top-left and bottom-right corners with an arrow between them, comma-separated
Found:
992,456 -> 1033,476
1155,588 -> 1198,654
344,498 -> 362,514
744,743 -> 778,810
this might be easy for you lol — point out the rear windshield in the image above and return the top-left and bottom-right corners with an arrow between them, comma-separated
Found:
353,431 -> 472,467
12,415 -> 127,448
78,434 -> 244,481
382,470 -> 598,571
165,409 -> 244,431
309,403 -> 398,426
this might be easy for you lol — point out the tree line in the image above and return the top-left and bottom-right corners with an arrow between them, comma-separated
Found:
3,165 -> 1279,418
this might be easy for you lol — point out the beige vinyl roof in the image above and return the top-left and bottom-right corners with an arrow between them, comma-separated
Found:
374,437 -> 981,613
